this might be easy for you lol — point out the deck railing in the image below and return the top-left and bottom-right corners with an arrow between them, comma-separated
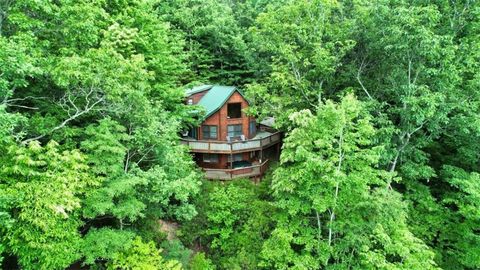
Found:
180,132 -> 280,153
203,160 -> 270,180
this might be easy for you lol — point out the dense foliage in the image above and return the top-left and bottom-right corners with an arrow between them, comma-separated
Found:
0,0 -> 478,269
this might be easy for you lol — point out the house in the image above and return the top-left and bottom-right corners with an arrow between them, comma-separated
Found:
181,85 -> 281,180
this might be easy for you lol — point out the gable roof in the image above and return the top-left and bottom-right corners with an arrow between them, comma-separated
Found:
186,85 -> 248,120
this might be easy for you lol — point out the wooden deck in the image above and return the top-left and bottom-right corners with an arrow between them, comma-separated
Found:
180,131 -> 281,154
203,160 -> 270,180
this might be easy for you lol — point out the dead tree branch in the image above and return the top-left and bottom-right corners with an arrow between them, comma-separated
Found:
357,58 -> 373,100
3,96 -> 48,110
22,87 -> 104,144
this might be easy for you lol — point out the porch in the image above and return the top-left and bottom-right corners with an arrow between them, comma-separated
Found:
203,159 -> 270,180
180,131 -> 281,153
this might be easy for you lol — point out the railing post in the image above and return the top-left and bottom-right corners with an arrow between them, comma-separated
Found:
229,143 -> 233,169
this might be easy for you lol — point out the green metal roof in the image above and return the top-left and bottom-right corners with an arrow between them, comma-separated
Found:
188,85 -> 247,120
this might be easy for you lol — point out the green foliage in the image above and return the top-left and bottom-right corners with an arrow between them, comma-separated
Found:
1,0 -> 479,269
161,239 -> 192,267
262,94 -> 437,269
243,0 -> 480,268
181,179 -> 275,269
107,237 -> 182,270
0,141 -> 97,270
81,118 -> 129,176
0,34 -> 41,101
246,0 -> 356,128
156,0 -> 254,85
434,166 -> 480,268
189,252 -> 215,270
0,1 -> 201,269
82,228 -> 136,266
83,229 -> 188,269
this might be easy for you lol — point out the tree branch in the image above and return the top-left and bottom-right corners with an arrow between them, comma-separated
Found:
22,88 -> 104,144
4,96 -> 47,110
357,58 -> 373,100
328,124 -> 344,248
290,62 -> 318,108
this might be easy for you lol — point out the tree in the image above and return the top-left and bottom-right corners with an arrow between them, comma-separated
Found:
262,94 -> 437,269
1,0 -> 479,269
0,1 -> 202,268
246,0 -> 355,128
346,2 -> 479,268
107,237 -> 182,270
156,0 -> 254,85
181,179 -> 275,269
190,252 -> 215,270
0,141 -> 98,269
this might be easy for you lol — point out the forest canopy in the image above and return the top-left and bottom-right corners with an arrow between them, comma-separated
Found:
0,0 -> 479,269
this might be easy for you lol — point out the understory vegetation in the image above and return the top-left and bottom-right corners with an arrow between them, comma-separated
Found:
0,0 -> 479,269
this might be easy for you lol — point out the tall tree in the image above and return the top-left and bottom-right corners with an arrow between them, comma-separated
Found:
262,94 -> 437,269
156,0 -> 255,85
0,141 -> 97,269
246,0 -> 355,127
0,0 -> 202,268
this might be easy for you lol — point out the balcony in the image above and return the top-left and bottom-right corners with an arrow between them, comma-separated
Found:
180,131 -> 281,154
203,160 -> 270,180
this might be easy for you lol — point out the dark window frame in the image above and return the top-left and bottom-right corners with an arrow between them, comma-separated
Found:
202,125 -> 218,140
227,103 -> 242,119
227,124 -> 243,138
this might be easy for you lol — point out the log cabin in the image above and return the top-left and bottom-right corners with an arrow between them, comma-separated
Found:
180,85 -> 281,180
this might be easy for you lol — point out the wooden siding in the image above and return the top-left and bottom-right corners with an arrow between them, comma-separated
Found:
196,91 -> 256,141
196,152 -> 250,169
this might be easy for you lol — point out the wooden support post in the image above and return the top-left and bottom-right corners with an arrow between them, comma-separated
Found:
230,144 -> 233,169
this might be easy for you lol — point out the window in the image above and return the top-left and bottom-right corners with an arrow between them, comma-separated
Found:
249,121 -> 256,136
227,103 -> 242,118
227,124 -> 242,138
187,128 -> 197,139
228,154 -> 243,162
202,125 -> 217,139
203,154 -> 219,163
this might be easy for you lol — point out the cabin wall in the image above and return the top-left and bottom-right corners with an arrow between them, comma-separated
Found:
196,152 -> 253,169
198,91 -> 255,141
197,153 -> 229,169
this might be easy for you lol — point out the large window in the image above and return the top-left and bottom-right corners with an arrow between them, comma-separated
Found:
227,124 -> 243,138
202,125 -> 217,139
227,103 -> 242,118
203,154 -> 219,163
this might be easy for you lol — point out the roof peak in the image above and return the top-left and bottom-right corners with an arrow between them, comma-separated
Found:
190,85 -> 246,120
